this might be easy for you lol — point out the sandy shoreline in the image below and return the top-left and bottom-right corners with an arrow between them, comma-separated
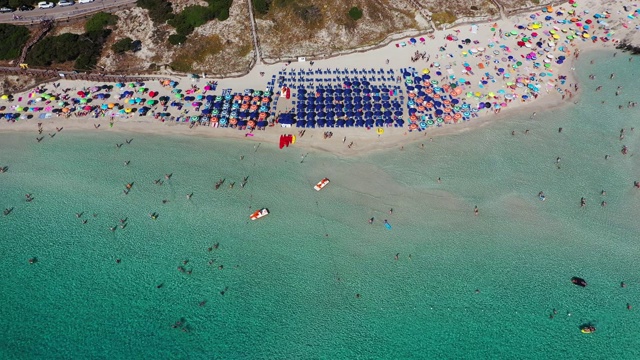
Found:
0,0 -> 637,157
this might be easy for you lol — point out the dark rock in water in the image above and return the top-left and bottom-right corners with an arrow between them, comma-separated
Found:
571,276 -> 587,287
616,41 -> 640,55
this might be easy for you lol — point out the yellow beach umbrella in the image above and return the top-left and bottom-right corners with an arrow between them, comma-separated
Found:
582,33 -> 590,38
1,95 -> 8,100
422,68 -> 430,74
376,128 -> 384,135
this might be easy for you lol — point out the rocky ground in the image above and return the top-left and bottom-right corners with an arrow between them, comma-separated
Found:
96,0 -> 253,76
0,75 -> 40,94
255,0 -> 431,62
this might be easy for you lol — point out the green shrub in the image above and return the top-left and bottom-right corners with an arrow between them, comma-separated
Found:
252,0 -> 269,14
112,37 -> 134,53
168,34 -> 187,45
216,7 -> 229,21
5,0 -> 34,8
348,7 -> 362,21
136,0 -> 174,24
26,30 -> 111,70
85,12 -> 118,33
0,23 -> 30,60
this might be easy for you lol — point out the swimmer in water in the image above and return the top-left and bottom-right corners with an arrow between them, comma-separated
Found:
389,208 -> 393,215
474,206 -> 479,216
187,193 -> 193,199
368,217 -> 374,224
601,201 -> 607,207
580,197 -> 586,207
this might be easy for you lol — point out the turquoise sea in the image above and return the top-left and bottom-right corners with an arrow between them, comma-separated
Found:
1,51 -> 639,359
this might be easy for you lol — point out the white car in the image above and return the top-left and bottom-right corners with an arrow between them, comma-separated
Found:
37,1 -> 55,8
58,0 -> 75,6
78,0 -> 94,3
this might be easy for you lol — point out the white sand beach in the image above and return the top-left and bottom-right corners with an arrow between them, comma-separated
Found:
0,0 -> 638,157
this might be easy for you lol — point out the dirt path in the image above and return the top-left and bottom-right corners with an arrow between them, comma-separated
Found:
245,0 -> 262,65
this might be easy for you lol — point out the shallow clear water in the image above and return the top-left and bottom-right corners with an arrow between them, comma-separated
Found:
1,51 -> 639,359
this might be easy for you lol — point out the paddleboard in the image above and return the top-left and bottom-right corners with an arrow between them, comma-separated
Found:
384,222 -> 392,230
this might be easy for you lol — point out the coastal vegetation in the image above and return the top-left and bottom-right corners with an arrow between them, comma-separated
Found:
431,11 -> 457,25
136,0 -> 232,46
0,23 -> 30,60
170,34 -> 223,72
24,11 -> 119,69
252,0 -> 322,25
0,0 -> 32,7
26,30 -> 111,70
112,37 -> 135,54
348,6 -> 363,21
85,12 -> 119,33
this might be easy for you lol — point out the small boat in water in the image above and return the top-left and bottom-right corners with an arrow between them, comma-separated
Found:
314,178 -> 330,191
250,208 -> 269,220
571,277 -> 587,287
580,324 -> 596,334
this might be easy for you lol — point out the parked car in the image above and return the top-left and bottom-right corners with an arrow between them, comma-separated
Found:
78,0 -> 94,3
0,6 -> 15,12
58,0 -> 75,6
37,2 -> 55,8
18,5 -> 35,11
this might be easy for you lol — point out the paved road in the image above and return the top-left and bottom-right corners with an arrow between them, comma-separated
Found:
0,0 -> 135,24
